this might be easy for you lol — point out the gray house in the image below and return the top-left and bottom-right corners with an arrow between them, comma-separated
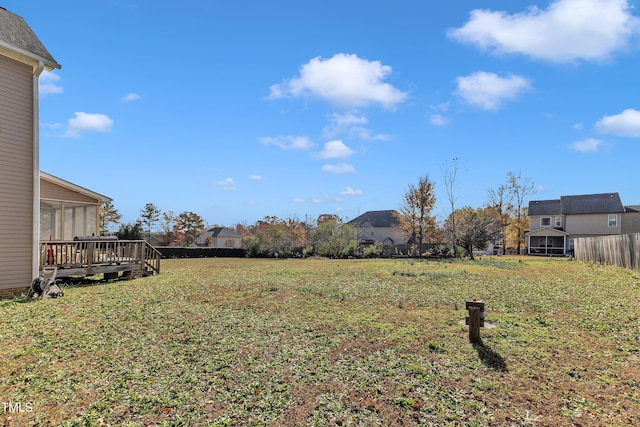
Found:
0,8 -> 60,297
196,227 -> 242,248
527,193 -> 640,256
348,210 -> 408,246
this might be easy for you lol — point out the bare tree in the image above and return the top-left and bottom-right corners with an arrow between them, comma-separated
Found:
507,171 -> 536,254
487,184 -> 512,255
445,206 -> 501,260
159,210 -> 178,246
442,158 -> 460,251
398,175 -> 437,257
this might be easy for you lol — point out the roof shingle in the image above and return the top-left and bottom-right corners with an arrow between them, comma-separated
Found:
0,7 -> 60,69
529,193 -> 625,215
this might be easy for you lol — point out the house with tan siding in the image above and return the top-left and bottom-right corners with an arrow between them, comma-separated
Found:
526,193 -> 640,256
0,7 -> 60,298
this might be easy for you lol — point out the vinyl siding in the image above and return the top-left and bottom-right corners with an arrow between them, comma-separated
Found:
0,55 -> 34,294
358,226 -> 408,245
621,211 -> 640,235
565,213 -> 621,236
41,179 -> 100,204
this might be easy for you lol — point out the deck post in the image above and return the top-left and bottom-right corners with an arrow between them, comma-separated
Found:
86,242 -> 94,275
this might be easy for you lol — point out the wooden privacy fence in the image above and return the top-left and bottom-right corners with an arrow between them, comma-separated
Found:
574,233 -> 640,270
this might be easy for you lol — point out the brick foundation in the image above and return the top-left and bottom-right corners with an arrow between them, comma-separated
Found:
0,287 -> 30,300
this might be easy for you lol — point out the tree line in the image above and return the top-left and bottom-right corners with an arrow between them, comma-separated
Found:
99,168 -> 535,259
398,165 -> 535,259
99,203 -> 206,247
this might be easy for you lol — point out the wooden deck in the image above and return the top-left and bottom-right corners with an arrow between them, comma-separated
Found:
40,240 -> 161,278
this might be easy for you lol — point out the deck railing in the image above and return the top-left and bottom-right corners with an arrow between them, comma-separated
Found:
39,240 -> 161,277
528,245 -> 565,256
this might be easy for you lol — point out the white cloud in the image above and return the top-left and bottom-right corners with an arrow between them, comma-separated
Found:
216,177 -> 237,190
64,112 -> 114,138
268,53 -> 408,109
42,122 -> 64,130
323,112 -> 368,138
293,198 -> 305,203
455,71 -> 531,110
248,174 -> 263,181
316,140 -> 356,159
340,186 -> 363,196
121,92 -> 141,102
258,136 -> 314,150
595,109 -> 640,137
311,196 -> 329,204
322,112 -> 391,141
447,0 -> 640,63
571,138 -> 604,152
430,114 -> 451,126
39,72 -> 63,96
430,102 -> 451,112
348,127 -> 392,141
321,163 -> 356,174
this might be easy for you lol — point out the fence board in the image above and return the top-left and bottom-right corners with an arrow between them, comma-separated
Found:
574,233 -> 640,269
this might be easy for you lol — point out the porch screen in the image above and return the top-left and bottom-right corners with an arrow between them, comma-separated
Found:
40,201 -> 97,240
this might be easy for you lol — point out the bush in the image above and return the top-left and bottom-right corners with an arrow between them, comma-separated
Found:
116,221 -> 145,240
361,242 -> 383,258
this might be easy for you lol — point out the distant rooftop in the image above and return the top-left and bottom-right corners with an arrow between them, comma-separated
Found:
348,210 -> 400,227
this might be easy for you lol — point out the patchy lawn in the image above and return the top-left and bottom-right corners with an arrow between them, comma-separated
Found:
1,257 -> 639,426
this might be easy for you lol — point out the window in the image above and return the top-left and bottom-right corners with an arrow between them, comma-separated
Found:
608,214 -> 618,227
554,217 -> 562,227
540,217 -> 551,226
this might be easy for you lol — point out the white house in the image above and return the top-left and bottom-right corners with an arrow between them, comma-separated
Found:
348,210 -> 409,246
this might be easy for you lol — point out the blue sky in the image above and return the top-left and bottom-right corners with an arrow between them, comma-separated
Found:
7,0 -> 640,227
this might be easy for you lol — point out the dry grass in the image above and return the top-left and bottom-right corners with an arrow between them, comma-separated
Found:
1,257 -> 639,426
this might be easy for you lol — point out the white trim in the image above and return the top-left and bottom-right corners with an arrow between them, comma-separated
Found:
32,61 -> 44,280
0,40 -> 60,71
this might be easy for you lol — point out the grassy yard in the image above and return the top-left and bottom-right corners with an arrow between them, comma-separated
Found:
1,257 -> 639,426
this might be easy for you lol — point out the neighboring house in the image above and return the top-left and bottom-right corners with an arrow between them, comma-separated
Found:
40,172 -> 111,240
0,8 -> 61,298
526,193 -> 640,256
196,227 -> 242,248
348,210 -> 409,246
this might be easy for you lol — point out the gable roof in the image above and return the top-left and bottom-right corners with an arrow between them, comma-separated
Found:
203,227 -> 241,238
348,210 -> 400,227
40,171 -> 111,203
0,7 -> 60,70
561,193 -> 624,214
529,193 -> 625,216
528,199 -> 561,216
